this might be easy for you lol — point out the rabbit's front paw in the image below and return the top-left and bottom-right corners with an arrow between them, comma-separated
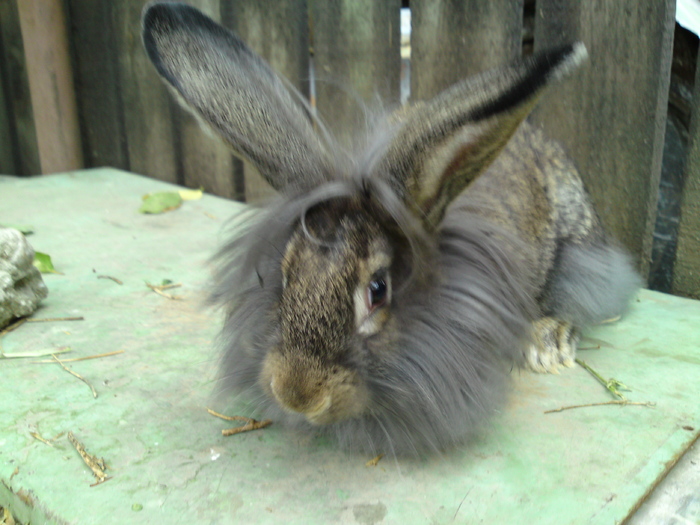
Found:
525,317 -> 578,374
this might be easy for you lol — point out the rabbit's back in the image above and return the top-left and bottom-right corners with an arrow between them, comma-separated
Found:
459,122 -> 640,334
458,121 -> 602,292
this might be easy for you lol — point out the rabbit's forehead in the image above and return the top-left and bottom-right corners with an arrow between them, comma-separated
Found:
280,233 -> 390,287
281,208 -> 390,277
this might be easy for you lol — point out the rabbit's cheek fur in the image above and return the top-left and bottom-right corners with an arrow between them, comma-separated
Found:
260,350 -> 370,424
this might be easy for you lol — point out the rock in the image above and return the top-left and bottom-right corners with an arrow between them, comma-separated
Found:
0,227 -> 49,328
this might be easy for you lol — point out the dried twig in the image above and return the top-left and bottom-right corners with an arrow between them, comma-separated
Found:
3,316 -> 82,341
26,317 -> 84,323
545,400 -> 656,414
151,287 -> 181,300
576,358 -> 628,400
1,318 -> 83,356
1,505 -> 16,525
1,346 -> 71,359
365,454 -> 384,467
33,350 -> 124,364
97,275 -> 123,285
221,419 -> 272,436
146,282 -> 182,300
30,431 -> 55,447
0,318 -> 27,336
207,408 -> 272,435
147,282 -> 181,291
579,336 -> 615,349
52,354 -> 98,398
67,432 -> 110,486
207,408 -> 249,421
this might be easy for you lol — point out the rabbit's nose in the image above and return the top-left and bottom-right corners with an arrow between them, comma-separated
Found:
270,377 -> 332,419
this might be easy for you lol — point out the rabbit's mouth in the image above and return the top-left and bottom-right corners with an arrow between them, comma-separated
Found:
300,395 -> 334,425
261,352 -> 370,425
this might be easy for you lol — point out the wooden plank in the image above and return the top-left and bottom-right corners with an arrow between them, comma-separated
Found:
68,0 -> 238,197
532,0 -> 676,279
410,0 -> 524,101
16,0 -> 83,174
113,0 -> 180,184
221,0 -> 310,202
177,108 -> 241,199
0,0 -> 40,175
64,0 -> 129,172
311,0 -> 401,154
175,0 -> 239,199
0,39 -> 16,174
673,52 -> 700,299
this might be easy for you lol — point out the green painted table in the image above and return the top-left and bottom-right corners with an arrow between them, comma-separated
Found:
1,169 -> 699,525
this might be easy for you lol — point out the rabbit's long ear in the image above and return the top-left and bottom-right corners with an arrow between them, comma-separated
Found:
376,44 -> 587,227
142,2 -> 331,193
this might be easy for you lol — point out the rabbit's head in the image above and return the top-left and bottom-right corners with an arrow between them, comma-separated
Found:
267,202 -> 390,424
142,2 -> 587,453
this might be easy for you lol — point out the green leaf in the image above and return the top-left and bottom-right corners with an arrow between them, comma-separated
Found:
139,192 -> 183,214
33,252 -> 59,274
0,223 -> 34,235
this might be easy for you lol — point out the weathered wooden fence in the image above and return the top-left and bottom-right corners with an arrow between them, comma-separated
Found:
3,0 -> 699,299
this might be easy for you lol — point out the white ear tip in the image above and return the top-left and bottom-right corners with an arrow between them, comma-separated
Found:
553,42 -> 589,80
571,42 -> 589,65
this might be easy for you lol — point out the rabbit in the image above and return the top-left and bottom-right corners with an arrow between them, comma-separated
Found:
142,2 -> 642,455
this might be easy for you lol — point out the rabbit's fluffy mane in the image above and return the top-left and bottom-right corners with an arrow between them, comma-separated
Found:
210,165 -> 537,455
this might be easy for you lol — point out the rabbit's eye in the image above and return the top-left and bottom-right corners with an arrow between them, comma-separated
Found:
367,277 -> 388,311
355,269 -> 391,334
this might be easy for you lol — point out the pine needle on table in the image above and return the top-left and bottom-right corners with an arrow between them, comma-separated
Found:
545,400 -> 656,414
146,282 -> 183,300
52,354 -> 98,398
1,346 -> 72,359
26,317 -> 84,323
32,350 -> 123,364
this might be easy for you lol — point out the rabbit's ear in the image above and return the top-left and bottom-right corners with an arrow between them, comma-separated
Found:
142,2 -> 331,193
376,43 -> 587,227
